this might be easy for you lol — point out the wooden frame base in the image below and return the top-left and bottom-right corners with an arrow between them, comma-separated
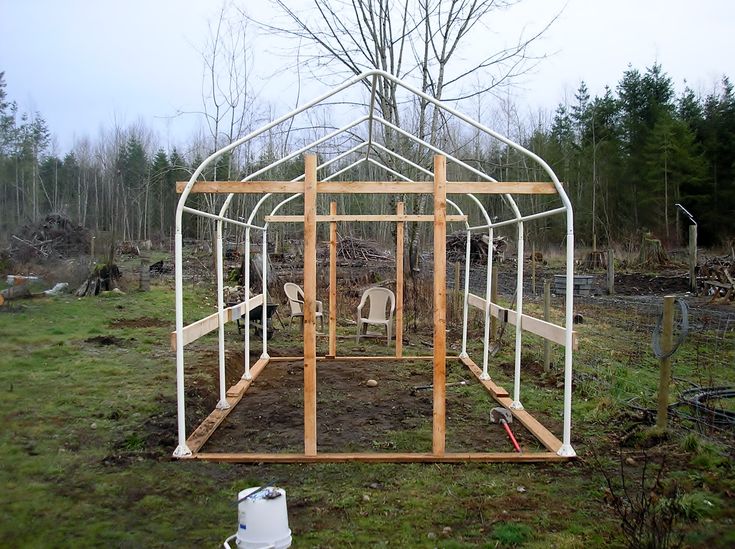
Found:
178,355 -> 570,463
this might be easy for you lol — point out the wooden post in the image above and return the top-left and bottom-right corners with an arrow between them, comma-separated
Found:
433,155 -> 447,455
490,268 -> 498,341
543,280 -> 551,372
90,235 -> 95,263
607,248 -> 615,295
656,295 -> 675,430
396,202 -> 404,358
328,201 -> 337,358
303,154 -> 318,455
689,224 -> 697,293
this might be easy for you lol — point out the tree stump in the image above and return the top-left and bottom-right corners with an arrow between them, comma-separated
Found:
638,234 -> 668,266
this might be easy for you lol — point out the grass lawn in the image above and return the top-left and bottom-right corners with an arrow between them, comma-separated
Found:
1,273 -> 734,548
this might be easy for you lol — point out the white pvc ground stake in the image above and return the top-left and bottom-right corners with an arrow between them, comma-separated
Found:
511,221 -> 524,410
215,218 -> 229,410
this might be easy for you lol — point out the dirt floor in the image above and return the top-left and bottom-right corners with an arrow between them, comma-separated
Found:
188,351 -> 549,456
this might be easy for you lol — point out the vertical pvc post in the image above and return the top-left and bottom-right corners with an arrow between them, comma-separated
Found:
511,221 -> 524,410
261,228 -> 269,359
558,220 -> 576,457
215,219 -> 230,409
459,227 -> 471,358
243,228 -> 252,380
173,230 -> 191,457
481,227 -> 494,380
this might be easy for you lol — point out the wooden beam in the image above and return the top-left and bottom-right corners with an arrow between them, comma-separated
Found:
303,154 -> 318,456
266,355 -> 438,362
466,293 -> 578,350
186,358 -> 269,453
189,451 -> 569,463
328,202 -> 337,358
462,356 -> 563,453
265,214 -> 467,223
225,294 -> 264,322
433,155 -> 447,456
396,202 -> 404,358
178,180 -> 558,195
459,355 -> 509,398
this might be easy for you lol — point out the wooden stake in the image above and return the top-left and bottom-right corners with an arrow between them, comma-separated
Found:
656,295 -> 675,430
303,154 -> 318,455
543,280 -> 551,372
433,155 -> 447,455
328,201 -> 337,358
490,268 -> 498,341
607,248 -> 615,295
689,224 -> 697,293
396,202 -> 405,358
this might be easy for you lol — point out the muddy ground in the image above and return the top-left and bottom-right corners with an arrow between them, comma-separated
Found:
190,351 -> 549,455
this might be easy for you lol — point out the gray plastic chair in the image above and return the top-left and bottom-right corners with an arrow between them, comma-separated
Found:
356,287 -> 395,345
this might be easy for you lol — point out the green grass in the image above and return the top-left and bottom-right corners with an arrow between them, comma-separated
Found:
1,275 -> 734,547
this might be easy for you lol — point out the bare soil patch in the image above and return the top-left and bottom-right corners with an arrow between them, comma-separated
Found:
84,335 -> 129,346
193,356 -> 547,455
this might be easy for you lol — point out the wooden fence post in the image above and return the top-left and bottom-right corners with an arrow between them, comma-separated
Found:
689,225 -> 697,293
328,201 -> 337,358
656,295 -> 675,430
607,248 -> 615,296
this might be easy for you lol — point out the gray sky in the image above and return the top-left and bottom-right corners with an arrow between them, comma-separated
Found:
1,0 -> 733,154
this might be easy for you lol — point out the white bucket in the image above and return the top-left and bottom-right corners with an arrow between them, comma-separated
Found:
234,487 -> 292,549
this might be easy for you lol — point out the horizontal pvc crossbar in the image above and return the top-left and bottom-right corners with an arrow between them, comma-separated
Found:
264,214 -> 467,223
469,206 -> 567,231
182,206 -> 264,231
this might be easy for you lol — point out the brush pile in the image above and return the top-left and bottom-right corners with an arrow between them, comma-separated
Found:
446,232 -> 507,264
9,213 -> 90,261
698,255 -> 735,301
334,236 -> 392,263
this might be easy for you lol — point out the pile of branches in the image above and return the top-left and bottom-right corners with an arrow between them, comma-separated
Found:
446,232 -> 507,264
75,263 -> 121,297
334,236 -> 391,263
10,213 -> 91,261
698,255 -> 735,300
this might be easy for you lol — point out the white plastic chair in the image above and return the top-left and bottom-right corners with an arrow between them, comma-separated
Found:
356,287 -> 395,345
284,282 -> 323,330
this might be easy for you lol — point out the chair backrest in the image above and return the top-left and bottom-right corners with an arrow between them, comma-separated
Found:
284,282 -> 303,315
363,287 -> 395,321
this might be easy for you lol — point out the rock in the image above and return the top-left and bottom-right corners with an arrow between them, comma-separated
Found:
362,494 -> 370,502
90,422 -> 97,429
442,526 -> 452,535
625,457 -> 636,466
427,532 -> 436,540
366,379 -> 378,387
516,485 -> 527,493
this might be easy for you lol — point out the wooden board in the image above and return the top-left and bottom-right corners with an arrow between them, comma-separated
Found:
462,356 -> 563,453
433,155 -> 447,456
267,355 -> 438,362
458,355 -> 509,397
177,180 -> 558,195
265,214 -> 467,223
186,357 -> 269,453
303,154 -> 318,456
189,451 -> 569,463
169,294 -> 264,351
467,293 -> 578,350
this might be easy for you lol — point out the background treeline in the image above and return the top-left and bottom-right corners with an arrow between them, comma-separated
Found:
1,64 -> 733,250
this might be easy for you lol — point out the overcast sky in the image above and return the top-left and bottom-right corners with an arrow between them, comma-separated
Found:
1,0 -> 733,154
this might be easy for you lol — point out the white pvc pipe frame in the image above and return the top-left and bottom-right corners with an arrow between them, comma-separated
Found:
174,69 -> 576,458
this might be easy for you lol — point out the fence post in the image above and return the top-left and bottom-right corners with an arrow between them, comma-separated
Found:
531,243 -> 537,295
490,267 -> 498,341
454,261 -> 461,324
656,295 -> 675,430
543,280 -> 551,371
689,225 -> 697,293
607,248 -> 615,295
139,256 -> 150,292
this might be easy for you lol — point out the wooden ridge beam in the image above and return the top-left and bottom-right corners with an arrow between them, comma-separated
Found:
265,214 -> 467,223
177,180 -> 558,195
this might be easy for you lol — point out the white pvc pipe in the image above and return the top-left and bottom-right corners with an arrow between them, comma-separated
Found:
481,227 -> 493,380
183,206 -> 263,231
261,228 -> 269,359
215,219 -> 229,410
243,228 -> 252,380
460,227 -> 471,358
511,221 -> 524,409
469,207 -> 567,232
